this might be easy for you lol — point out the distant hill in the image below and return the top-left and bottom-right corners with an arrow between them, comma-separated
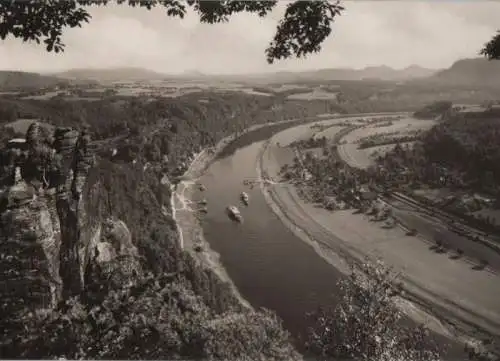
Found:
8,59 -> 499,90
52,67 -> 170,83
332,64 -> 437,81
203,65 -> 438,84
47,65 -> 439,85
426,58 -> 500,87
0,71 -> 71,90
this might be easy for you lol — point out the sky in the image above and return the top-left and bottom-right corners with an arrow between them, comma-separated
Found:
0,1 -> 498,75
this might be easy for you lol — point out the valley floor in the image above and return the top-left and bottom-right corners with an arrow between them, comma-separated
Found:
260,122 -> 500,353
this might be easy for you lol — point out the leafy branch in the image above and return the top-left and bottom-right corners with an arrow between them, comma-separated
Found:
0,0 -> 344,63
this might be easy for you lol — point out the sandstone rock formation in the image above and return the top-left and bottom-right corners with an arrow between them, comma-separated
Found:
85,218 -> 142,288
0,122 -> 141,318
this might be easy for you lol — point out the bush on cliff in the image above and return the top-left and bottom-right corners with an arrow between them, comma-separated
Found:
307,260 -> 441,361
6,270 -> 300,360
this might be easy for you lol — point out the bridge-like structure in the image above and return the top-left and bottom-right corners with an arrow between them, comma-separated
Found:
242,177 -> 280,188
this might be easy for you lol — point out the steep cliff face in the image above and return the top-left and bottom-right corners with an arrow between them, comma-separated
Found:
0,122 -> 141,317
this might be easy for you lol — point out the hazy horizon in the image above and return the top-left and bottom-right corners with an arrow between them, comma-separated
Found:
0,1 -> 498,75
41,62 -> 449,77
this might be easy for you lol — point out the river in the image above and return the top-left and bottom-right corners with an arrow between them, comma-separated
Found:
199,141 -> 341,345
194,121 -> 466,359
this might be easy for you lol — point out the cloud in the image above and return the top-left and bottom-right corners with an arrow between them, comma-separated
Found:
0,1 -> 498,74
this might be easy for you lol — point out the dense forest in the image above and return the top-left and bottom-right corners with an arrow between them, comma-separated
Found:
413,101 -> 453,120
377,108 -> 500,197
368,108 -> 500,236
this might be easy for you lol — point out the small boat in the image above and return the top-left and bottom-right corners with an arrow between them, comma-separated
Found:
198,199 -> 208,205
199,184 -> 206,191
240,192 -> 249,206
226,205 -> 243,223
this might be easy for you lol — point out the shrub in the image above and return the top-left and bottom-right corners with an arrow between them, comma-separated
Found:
307,260 -> 441,361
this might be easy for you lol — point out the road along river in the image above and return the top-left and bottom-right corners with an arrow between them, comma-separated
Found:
185,115 -> 469,359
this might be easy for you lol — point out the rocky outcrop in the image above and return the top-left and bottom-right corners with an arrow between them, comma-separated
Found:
0,122 -> 141,317
0,170 -> 58,315
85,218 -> 142,288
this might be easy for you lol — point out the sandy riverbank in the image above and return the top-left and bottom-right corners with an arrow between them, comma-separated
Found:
171,133 -> 253,310
259,125 -> 500,353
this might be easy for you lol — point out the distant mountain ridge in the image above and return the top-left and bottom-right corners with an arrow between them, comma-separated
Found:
254,64 -> 438,83
47,65 -> 439,84
426,58 -> 500,87
51,67 -> 169,83
0,71 -> 70,90
3,58 -> 499,88
0,70 -> 98,90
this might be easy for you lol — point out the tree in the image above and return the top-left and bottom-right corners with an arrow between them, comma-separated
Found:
307,260 -> 441,361
1,272 -> 300,361
1,1 -> 498,64
481,31 -> 500,60
0,0 -> 343,64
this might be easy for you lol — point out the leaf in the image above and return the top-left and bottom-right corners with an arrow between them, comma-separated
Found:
265,0 -> 344,64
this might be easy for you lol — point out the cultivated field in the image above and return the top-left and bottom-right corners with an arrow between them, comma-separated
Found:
287,88 -> 339,100
272,118 -> 344,147
367,142 -> 414,160
313,125 -> 345,140
338,117 -> 437,169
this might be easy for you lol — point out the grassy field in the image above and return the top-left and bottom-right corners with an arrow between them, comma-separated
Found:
287,88 -> 339,100
21,91 -> 63,100
338,117 -> 437,169
368,141 -> 415,159
313,125 -> 345,140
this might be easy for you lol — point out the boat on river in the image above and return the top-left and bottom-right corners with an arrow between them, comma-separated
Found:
240,192 -> 249,206
226,205 -> 243,223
